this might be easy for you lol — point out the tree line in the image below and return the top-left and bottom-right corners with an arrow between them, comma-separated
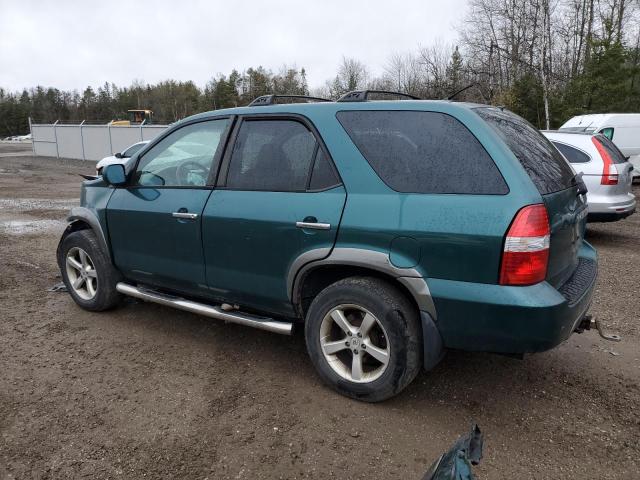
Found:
1,0 -> 638,137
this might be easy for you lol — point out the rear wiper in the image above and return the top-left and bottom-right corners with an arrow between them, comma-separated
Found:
572,172 -> 588,196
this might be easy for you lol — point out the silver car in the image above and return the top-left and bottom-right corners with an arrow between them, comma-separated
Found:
543,130 -> 635,222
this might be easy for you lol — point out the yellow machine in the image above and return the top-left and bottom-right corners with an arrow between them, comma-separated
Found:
111,109 -> 153,126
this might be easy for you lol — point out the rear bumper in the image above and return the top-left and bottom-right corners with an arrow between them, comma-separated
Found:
428,241 -> 598,354
587,194 -> 636,220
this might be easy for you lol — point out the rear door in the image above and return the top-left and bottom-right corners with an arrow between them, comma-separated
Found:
202,116 -> 346,316
477,108 -> 587,287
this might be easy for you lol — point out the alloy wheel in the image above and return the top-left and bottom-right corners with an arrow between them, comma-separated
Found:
65,247 -> 98,300
319,304 -> 390,383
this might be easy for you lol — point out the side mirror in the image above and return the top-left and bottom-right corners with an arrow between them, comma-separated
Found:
114,152 -> 123,159
103,164 -> 127,186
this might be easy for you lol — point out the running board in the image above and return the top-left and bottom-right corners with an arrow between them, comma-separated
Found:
116,282 -> 293,335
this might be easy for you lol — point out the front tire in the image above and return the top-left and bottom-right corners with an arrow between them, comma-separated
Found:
305,277 -> 422,402
57,229 -> 122,311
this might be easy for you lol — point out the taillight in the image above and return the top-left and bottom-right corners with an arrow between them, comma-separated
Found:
592,137 -> 618,185
499,204 -> 550,286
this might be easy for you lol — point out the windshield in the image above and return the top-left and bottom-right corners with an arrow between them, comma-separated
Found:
123,143 -> 146,158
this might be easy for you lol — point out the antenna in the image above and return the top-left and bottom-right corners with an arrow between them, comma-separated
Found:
446,83 -> 479,101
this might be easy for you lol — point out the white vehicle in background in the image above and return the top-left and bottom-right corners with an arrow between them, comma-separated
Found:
559,113 -> 640,180
2,134 -> 31,142
96,141 -> 149,174
543,130 -> 635,222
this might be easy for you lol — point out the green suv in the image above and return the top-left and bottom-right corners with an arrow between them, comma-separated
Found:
57,91 -> 597,402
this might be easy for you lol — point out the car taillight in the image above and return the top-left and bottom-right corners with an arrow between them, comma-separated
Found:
499,204 -> 550,286
592,137 -> 618,185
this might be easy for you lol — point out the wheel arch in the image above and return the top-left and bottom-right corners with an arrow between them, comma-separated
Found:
57,207 -> 112,264
290,248 -> 437,320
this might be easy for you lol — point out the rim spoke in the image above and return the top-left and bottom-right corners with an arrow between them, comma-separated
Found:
73,276 -> 85,289
67,256 -> 82,271
79,249 -> 88,269
320,305 -> 390,383
351,353 -> 363,381
86,278 -> 96,297
359,313 -> 376,337
364,342 -> 389,366
321,338 -> 349,355
330,309 -> 354,335
86,268 -> 97,278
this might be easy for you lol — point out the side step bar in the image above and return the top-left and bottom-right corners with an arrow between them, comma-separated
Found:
116,282 -> 293,335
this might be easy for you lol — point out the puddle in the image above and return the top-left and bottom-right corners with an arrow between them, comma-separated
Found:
0,219 -> 65,235
0,198 -> 78,211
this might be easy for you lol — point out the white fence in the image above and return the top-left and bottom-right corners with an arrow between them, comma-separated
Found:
30,121 -> 169,161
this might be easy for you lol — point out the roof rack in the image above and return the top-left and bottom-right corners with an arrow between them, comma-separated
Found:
248,94 -> 332,107
337,90 -> 421,102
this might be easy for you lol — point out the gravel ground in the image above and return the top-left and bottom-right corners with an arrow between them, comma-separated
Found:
1,145 -> 639,479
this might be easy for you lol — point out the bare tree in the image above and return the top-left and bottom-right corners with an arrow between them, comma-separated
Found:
418,40 -> 455,97
383,52 -> 425,96
329,57 -> 370,97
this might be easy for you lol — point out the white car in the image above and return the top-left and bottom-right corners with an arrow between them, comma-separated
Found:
96,141 -> 149,174
559,113 -> 640,180
543,130 -> 636,222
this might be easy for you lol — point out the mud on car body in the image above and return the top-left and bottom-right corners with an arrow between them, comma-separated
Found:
57,91 -> 597,402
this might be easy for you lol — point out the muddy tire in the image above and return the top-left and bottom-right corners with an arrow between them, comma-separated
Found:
57,229 -> 122,311
305,276 -> 422,402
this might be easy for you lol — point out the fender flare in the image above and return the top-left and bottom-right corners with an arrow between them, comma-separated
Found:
57,207 -> 112,263
288,247 -> 437,320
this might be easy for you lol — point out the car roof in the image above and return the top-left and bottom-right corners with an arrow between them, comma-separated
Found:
184,100 -> 492,123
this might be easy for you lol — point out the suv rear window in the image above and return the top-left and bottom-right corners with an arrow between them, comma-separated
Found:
336,111 -> 508,194
595,135 -> 627,164
476,108 -> 575,194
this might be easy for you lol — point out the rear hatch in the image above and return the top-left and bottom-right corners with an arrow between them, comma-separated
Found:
476,108 -> 588,288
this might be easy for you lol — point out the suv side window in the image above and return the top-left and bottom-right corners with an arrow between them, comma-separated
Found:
226,119 -> 317,192
337,110 -> 508,194
309,149 -> 340,190
552,141 -> 591,164
134,119 -> 229,187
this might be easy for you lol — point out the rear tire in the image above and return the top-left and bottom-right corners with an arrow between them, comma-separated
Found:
305,276 -> 422,402
57,229 -> 122,311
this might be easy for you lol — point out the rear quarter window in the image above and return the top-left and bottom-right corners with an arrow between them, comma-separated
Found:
552,141 -> 591,164
336,110 -> 508,195
476,108 -> 575,194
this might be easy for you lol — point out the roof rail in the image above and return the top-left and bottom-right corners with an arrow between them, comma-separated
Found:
248,94 -> 332,107
337,90 -> 421,102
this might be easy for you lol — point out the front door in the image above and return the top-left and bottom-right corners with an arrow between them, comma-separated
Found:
202,117 -> 346,316
107,118 -> 230,293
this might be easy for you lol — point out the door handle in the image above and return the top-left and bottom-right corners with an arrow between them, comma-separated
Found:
296,221 -> 330,230
172,212 -> 198,220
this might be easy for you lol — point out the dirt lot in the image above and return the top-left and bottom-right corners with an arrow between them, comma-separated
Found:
0,143 -> 638,479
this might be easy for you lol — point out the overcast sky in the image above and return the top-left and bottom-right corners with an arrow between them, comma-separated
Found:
0,0 -> 467,92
